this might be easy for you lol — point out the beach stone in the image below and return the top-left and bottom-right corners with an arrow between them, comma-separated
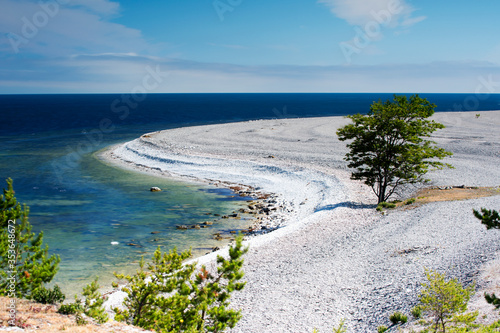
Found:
150,187 -> 162,192
176,225 -> 188,230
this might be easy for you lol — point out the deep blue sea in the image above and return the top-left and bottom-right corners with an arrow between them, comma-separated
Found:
1,93 -> 499,295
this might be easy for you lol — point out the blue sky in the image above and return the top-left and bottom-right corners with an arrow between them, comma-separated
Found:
1,0 -> 499,93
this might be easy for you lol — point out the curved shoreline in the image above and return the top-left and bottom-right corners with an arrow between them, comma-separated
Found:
101,112 -> 500,332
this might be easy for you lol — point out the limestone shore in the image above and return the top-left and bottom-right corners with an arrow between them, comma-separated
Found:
101,111 -> 500,332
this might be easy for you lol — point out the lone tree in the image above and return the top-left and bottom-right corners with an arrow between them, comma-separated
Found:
337,94 -> 453,204
0,178 -> 60,298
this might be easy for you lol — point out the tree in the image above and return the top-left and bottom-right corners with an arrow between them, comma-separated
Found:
419,269 -> 476,332
113,234 -> 248,332
0,178 -> 60,298
336,95 -> 453,204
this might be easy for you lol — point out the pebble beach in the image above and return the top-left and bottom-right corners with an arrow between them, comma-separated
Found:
101,111 -> 500,332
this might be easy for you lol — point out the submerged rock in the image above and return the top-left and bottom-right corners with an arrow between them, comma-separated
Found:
150,187 -> 162,192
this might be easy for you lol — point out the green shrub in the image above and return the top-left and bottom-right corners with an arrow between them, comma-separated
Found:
0,178 -> 60,299
332,319 -> 347,333
81,277 -> 108,324
114,234 -> 248,332
411,305 -> 423,319
389,311 -> 407,325
32,285 -> 65,304
418,269 -> 475,332
58,302 -> 83,315
377,325 -> 388,333
405,198 -> 416,205
56,277 -> 107,324
377,202 -> 397,210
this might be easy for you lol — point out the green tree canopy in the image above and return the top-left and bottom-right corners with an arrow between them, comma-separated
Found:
336,94 -> 453,204
0,178 -> 60,298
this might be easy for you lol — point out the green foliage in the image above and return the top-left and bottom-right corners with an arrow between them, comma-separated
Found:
390,311 -> 408,325
58,302 -> 83,315
418,269 -> 475,332
0,178 -> 60,299
81,277 -> 108,324
31,284 -> 65,304
312,320 -> 347,333
412,305 -> 423,319
475,208 -> 500,313
377,202 -> 397,210
377,325 -> 388,333
57,277 -> 108,324
114,234 -> 248,332
474,208 -> 500,230
75,312 -> 87,326
405,198 -> 416,205
336,95 -> 453,204
485,292 -> 500,311
332,319 -> 347,333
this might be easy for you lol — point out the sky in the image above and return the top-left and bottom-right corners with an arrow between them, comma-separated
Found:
1,0 -> 499,93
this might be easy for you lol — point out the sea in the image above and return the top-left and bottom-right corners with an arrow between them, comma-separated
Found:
1,93 -> 499,296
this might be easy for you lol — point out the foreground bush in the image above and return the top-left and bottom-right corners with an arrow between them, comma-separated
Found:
390,311 -> 408,325
113,234 -> 248,333
57,277 -> 108,324
31,284 -> 65,305
0,178 -> 60,299
419,269 -> 475,332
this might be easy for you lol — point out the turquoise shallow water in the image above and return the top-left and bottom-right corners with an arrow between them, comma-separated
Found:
0,129 -> 255,297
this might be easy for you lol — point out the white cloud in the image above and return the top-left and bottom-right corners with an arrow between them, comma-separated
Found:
2,54 -> 499,94
318,0 -> 425,28
0,0 -> 152,56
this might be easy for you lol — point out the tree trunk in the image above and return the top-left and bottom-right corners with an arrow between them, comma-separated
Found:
377,181 -> 386,204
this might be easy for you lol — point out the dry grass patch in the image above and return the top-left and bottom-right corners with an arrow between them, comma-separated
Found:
415,186 -> 500,203
388,186 -> 500,210
0,297 -> 149,333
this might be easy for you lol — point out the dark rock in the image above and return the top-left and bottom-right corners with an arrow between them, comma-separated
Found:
150,187 -> 162,192
176,225 -> 188,230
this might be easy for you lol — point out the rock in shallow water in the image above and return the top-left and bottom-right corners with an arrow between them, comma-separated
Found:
150,187 -> 162,192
